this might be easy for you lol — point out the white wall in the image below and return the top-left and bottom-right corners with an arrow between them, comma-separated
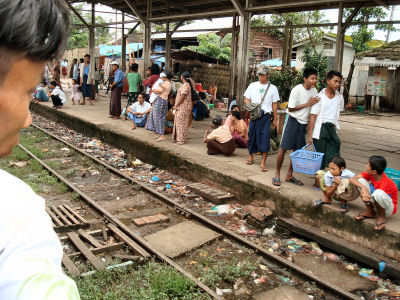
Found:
295,43 -> 355,79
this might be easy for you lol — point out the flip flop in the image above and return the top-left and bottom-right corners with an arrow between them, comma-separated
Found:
260,166 -> 267,172
375,221 -> 386,231
286,177 -> 304,186
272,177 -> 281,186
340,203 -> 349,214
355,214 -> 375,221
312,199 -> 332,208
246,160 -> 254,165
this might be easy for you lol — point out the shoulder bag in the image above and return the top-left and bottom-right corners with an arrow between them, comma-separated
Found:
244,83 -> 270,121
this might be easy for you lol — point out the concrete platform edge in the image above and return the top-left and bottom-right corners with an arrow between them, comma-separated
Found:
30,103 -> 400,262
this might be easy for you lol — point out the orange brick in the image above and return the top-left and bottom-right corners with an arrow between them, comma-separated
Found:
133,218 -> 146,226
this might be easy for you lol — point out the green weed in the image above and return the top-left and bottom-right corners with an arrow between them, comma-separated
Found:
75,261 -> 210,300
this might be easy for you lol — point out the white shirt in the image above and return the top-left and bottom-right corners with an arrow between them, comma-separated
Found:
52,86 -> 66,104
244,81 -> 280,113
130,101 -> 151,114
287,84 -> 318,124
324,169 -> 355,187
149,78 -> 163,103
0,170 -> 79,300
310,88 -> 344,139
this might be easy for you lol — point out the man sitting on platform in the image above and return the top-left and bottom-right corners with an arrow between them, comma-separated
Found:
350,156 -> 398,231
127,93 -> 151,129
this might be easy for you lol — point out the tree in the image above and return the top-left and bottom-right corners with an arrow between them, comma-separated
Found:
183,33 -> 232,64
68,4 -> 113,49
251,12 -> 328,68
343,7 -> 396,102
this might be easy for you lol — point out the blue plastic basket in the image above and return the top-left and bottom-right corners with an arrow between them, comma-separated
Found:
290,144 -> 324,175
385,168 -> 400,191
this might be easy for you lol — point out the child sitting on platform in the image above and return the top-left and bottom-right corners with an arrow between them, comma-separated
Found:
312,156 -> 359,214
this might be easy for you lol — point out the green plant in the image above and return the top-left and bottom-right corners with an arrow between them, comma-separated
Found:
269,69 -> 298,101
296,46 -> 329,90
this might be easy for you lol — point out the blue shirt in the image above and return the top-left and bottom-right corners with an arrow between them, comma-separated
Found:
114,69 -> 124,87
83,64 -> 90,76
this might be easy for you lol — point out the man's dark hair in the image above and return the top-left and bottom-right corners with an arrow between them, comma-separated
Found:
84,54 -> 90,59
369,155 -> 387,175
330,156 -> 346,169
326,70 -> 343,80
49,81 -> 57,87
232,111 -> 241,120
199,91 -> 206,100
164,70 -> 173,80
150,63 -> 160,75
137,92 -> 145,98
231,104 -> 239,111
303,68 -> 318,79
73,58 -> 78,64
0,0 -> 70,82
130,63 -> 139,72
80,58 -> 84,63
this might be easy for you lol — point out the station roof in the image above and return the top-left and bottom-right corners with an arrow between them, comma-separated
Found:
69,0 -> 400,22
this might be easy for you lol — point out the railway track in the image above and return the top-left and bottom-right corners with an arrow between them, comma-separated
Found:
15,121 -> 369,299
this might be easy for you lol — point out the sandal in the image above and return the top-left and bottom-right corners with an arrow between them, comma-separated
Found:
340,203 -> 349,214
272,177 -> 281,186
355,214 -> 375,221
260,166 -> 267,172
285,177 -> 304,186
375,221 -> 386,231
312,199 -> 332,208
246,160 -> 254,165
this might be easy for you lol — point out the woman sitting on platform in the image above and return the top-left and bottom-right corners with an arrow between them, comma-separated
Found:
229,110 -> 248,148
204,115 -> 236,156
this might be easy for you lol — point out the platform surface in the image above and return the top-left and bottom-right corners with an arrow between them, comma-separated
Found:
33,83 -> 400,258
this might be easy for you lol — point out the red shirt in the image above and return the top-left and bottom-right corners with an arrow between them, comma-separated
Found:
361,172 -> 398,215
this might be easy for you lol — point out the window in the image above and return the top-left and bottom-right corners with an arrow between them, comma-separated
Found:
263,47 -> 273,60
323,42 -> 333,50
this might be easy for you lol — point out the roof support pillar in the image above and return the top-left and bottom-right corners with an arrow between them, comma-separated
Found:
165,20 -> 171,70
122,14 -> 127,72
236,8 -> 251,111
229,14 -> 239,105
143,0 -> 152,78
334,2 -> 344,72
89,2 -> 95,86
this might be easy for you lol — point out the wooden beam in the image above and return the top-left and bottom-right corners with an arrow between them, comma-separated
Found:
122,14 -> 127,72
65,1 -> 91,29
230,0 -> 245,17
245,0 -> 379,11
342,2 -> 363,31
148,9 -> 237,21
236,9 -> 251,111
229,14 -> 239,105
165,20 -> 171,70
334,2 -> 344,72
171,20 -> 184,35
127,22 -> 141,35
374,0 -> 390,9
89,3 -> 95,86
124,0 -> 145,23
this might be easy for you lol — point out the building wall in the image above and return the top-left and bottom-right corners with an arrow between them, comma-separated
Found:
295,43 -> 355,79
248,30 -> 283,64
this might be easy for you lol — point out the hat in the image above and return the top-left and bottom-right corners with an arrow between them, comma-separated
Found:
159,72 -> 166,78
110,60 -> 119,66
257,65 -> 269,75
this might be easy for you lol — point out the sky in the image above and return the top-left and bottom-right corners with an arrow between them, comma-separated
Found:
90,4 -> 400,43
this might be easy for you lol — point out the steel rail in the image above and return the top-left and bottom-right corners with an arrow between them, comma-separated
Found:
17,143 -> 222,300
30,123 -> 361,300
